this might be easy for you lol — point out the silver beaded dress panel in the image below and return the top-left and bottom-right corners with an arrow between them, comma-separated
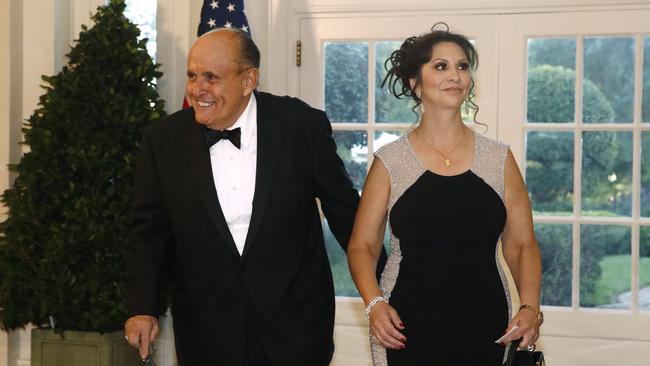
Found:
370,131 -> 519,365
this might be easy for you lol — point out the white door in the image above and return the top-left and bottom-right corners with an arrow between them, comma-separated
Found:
499,10 -> 650,366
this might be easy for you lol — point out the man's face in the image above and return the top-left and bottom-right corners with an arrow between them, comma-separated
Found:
186,32 -> 257,130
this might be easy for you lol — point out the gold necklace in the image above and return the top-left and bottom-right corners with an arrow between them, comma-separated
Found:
415,128 -> 465,167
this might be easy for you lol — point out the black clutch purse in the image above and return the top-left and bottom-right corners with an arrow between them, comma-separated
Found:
503,338 -> 545,366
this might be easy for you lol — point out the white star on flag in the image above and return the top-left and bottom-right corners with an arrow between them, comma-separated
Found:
210,0 -> 219,9
227,3 -> 236,12
207,18 -> 216,27
241,25 -> 249,32
224,21 -> 232,28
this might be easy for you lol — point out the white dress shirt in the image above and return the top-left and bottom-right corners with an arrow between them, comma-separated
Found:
209,94 -> 257,255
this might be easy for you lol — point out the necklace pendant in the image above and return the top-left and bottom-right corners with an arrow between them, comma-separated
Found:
444,159 -> 451,167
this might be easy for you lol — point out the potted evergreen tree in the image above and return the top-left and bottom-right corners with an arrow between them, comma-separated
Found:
0,1 -> 166,364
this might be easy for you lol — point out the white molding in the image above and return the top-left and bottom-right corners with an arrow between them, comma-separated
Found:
291,0 -> 650,15
241,0 -> 270,91
156,0 -> 193,113
22,1 -> 57,124
266,0 -> 292,95
7,327 -> 32,366
56,0 -> 105,69
0,0 -> 12,221
0,331 -> 6,366
0,0 -> 6,312
71,0 -> 104,36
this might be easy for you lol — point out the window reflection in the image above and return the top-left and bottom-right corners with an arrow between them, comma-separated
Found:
125,0 -> 157,60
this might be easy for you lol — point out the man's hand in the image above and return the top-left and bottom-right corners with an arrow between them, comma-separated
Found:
124,315 -> 159,360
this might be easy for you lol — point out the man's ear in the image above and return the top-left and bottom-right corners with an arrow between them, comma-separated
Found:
242,68 -> 259,95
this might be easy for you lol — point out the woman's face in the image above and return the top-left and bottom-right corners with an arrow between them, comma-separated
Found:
412,41 -> 471,112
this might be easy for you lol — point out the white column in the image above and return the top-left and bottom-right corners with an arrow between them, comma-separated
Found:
0,0 -> 13,207
70,0 -> 105,40
156,0 -> 193,112
243,0 -> 270,91
267,0 -> 290,95
0,0 -> 10,360
2,0 -> 66,364
22,0 -> 58,117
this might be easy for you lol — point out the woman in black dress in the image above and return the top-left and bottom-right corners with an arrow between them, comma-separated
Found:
347,23 -> 543,365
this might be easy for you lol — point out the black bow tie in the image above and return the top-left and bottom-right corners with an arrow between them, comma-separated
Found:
205,127 -> 241,149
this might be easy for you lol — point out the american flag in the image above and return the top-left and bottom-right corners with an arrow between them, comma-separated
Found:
183,0 -> 251,109
198,0 -> 250,37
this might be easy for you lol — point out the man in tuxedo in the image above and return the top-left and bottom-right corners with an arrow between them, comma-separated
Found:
124,29 -> 380,365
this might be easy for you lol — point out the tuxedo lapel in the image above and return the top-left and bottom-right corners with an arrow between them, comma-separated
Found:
241,93 -> 282,258
185,113 -> 240,258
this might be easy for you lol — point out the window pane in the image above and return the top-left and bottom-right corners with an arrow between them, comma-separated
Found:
527,38 -> 576,123
640,227 -> 650,310
526,131 -> 574,215
325,42 -> 368,123
325,224 -> 391,298
323,219 -> 358,297
125,0 -> 157,60
374,130 -> 406,152
333,130 -> 368,192
580,225 -> 631,308
583,37 -> 634,123
643,37 -> 650,122
642,132 -> 650,217
375,41 -> 416,123
536,224 -> 572,306
582,131 -> 632,217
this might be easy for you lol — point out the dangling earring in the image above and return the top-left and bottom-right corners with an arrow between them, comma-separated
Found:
416,90 -> 424,114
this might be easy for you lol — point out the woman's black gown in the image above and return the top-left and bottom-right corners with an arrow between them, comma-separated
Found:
372,132 -> 513,365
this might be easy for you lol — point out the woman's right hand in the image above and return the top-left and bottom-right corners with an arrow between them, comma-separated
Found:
369,302 -> 406,349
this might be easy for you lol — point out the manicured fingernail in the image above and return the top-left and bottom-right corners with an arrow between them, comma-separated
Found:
499,342 -> 505,346
399,322 -> 404,327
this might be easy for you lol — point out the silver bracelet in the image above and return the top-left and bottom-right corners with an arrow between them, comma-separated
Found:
365,296 -> 388,318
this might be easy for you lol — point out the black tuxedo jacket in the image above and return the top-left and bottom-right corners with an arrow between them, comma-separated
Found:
126,92 -> 362,365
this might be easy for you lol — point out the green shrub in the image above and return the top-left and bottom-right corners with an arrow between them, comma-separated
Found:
0,0 -> 166,332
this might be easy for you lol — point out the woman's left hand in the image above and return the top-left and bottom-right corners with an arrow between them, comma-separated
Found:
500,309 -> 539,349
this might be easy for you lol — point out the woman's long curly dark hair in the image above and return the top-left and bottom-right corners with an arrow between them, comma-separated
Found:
381,22 -> 480,123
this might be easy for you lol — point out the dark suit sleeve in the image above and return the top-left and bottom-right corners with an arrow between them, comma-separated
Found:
312,111 -> 359,251
125,129 -> 173,317
312,111 -> 387,276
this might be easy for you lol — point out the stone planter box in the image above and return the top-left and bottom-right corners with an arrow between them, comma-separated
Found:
31,329 -> 141,366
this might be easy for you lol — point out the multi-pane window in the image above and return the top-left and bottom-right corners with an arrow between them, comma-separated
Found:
322,41 -> 416,296
525,36 -> 649,311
